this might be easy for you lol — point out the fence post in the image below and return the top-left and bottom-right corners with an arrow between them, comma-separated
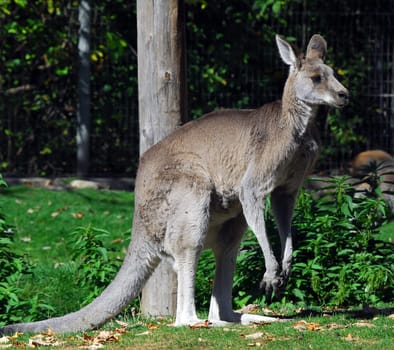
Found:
76,0 -> 92,177
137,0 -> 188,317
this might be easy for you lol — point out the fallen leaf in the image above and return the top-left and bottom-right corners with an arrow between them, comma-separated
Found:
237,304 -> 260,314
96,330 -> 118,342
0,337 -> 11,348
72,212 -> 84,219
352,321 -> 375,328
9,332 -> 23,339
189,320 -> 212,329
388,314 -> 394,320
247,342 -> 263,347
27,208 -> 35,214
262,307 -> 279,315
326,323 -> 347,330
115,320 -> 128,328
51,211 -> 60,217
241,332 -> 265,340
146,323 -> 159,330
135,331 -> 151,336
293,320 -> 322,331
0,337 -> 10,344
79,344 -> 104,349
28,333 -> 64,347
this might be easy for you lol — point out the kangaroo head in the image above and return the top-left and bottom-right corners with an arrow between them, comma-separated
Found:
276,34 -> 349,108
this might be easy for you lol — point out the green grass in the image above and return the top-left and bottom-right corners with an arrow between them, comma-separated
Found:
4,313 -> 394,349
379,219 -> 394,242
1,185 -> 393,348
0,185 -> 134,316
1,186 -> 133,265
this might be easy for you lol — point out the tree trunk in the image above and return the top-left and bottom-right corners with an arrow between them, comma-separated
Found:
76,0 -> 91,177
137,0 -> 187,317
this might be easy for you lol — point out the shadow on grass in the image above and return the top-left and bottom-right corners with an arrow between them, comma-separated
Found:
293,305 -> 394,320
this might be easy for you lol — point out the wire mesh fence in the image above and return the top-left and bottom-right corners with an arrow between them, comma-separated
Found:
0,0 -> 393,177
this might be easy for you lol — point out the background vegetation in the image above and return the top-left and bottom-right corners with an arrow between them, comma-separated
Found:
1,0 -> 393,176
0,172 -> 392,326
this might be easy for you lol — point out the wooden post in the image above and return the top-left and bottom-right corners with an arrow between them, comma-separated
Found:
137,0 -> 187,316
76,0 -> 91,177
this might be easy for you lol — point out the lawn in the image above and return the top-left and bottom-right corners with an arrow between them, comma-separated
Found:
0,185 -> 393,349
2,313 -> 394,349
2,185 -> 133,265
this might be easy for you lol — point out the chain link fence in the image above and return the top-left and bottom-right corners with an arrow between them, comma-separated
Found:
1,0 -> 393,177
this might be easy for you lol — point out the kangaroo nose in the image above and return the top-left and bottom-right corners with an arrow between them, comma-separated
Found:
338,90 -> 349,105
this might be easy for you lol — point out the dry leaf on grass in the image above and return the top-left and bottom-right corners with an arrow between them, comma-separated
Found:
245,335 -> 278,347
241,332 -> 265,340
352,321 -> 375,328
28,331 -> 64,347
0,336 -> 11,349
292,320 -> 322,331
247,341 -> 263,347
236,304 -> 281,316
325,323 -> 347,330
388,314 -> 394,320
146,323 -> 159,330
135,331 -> 151,337
79,329 -> 125,349
236,304 -> 261,314
189,320 -> 212,329
242,332 -> 277,346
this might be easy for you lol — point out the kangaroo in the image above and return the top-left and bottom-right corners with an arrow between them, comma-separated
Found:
351,150 -> 394,177
0,34 -> 348,335
351,150 -> 394,213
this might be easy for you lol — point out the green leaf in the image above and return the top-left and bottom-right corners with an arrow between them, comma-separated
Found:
55,67 -> 69,76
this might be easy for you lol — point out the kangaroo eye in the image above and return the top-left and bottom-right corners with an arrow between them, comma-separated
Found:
311,75 -> 322,84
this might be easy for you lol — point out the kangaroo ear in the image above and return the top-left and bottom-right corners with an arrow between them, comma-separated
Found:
306,34 -> 327,60
276,35 -> 298,67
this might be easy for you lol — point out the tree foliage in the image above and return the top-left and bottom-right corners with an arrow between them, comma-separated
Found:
1,0 -> 393,175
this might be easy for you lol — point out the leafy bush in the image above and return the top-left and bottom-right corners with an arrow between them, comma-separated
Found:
288,176 -> 393,306
69,225 -> 141,317
70,225 -> 123,306
197,174 -> 393,310
0,175 -> 54,325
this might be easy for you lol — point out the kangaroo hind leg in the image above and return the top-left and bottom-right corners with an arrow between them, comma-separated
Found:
164,182 -> 211,326
208,215 -> 279,325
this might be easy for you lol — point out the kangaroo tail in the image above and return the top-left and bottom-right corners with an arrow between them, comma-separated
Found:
0,233 -> 160,335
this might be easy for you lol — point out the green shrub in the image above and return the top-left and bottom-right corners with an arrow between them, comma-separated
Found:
288,176 -> 393,307
69,225 -> 141,316
0,175 -> 54,325
70,225 -> 123,305
197,174 -> 393,310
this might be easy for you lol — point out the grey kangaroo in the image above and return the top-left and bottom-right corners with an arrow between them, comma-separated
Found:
0,34 -> 348,334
